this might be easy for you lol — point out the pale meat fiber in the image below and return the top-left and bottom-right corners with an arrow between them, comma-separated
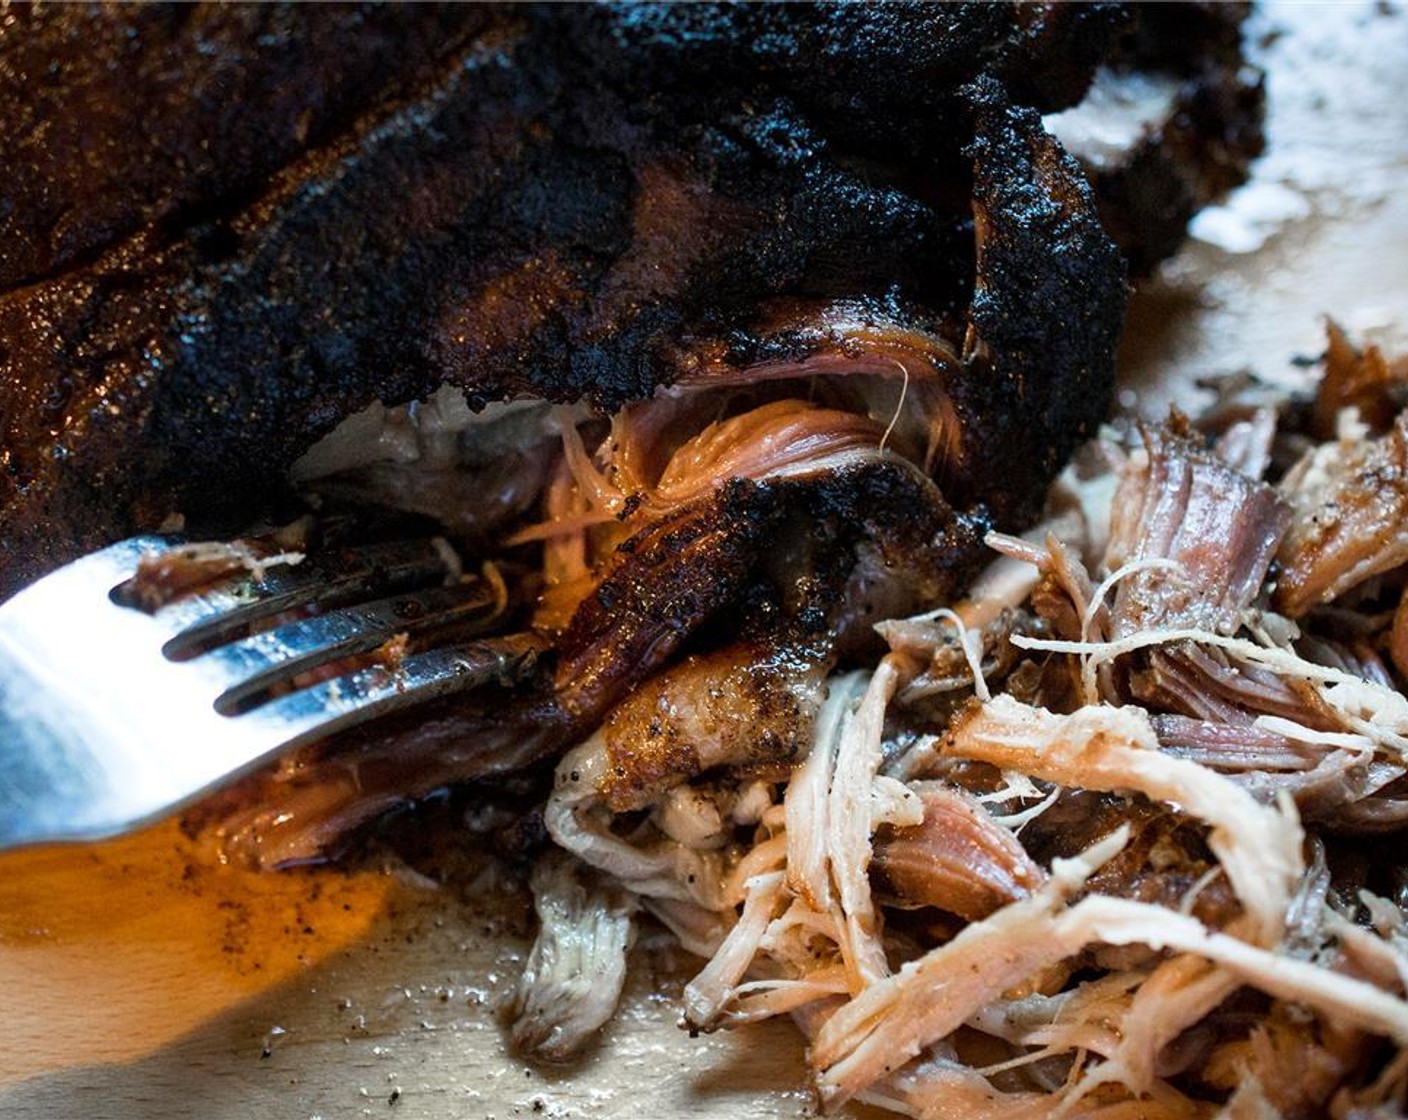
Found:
5,4 -> 1408,1120
519,327 -> 1408,1114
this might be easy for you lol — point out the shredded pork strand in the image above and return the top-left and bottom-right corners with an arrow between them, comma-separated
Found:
508,851 -> 640,1063
826,657 -> 913,988
944,696 -> 1304,942
508,327 -> 1408,1119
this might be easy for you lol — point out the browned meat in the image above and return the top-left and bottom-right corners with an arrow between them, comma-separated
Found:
1275,412 -> 1408,617
1312,320 -> 1408,440
0,2 -> 1247,601
1105,424 -> 1291,638
1013,789 -> 1240,931
197,487 -> 779,864
0,5 -> 1266,869
477,333 -> 1408,1107
1052,2 -> 1265,276
942,698 -> 1256,928
200,456 -> 973,866
871,784 -> 1044,921
596,643 -> 825,814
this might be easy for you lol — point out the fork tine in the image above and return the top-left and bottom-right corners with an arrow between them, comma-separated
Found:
200,580 -> 504,714
154,537 -> 459,659
238,634 -> 546,751
0,533 -> 540,850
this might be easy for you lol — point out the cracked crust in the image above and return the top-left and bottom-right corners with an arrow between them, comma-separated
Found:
0,4 -> 1148,597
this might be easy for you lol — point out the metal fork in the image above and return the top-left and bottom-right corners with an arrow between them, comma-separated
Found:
0,535 -> 542,850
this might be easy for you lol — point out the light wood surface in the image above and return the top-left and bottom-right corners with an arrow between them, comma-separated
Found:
0,821 -> 827,1119
3,5 -> 1407,1118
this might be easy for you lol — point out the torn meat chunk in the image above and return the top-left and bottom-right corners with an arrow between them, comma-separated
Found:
1105,425 -> 1291,638
1276,412 -> 1408,617
871,784 -> 1045,922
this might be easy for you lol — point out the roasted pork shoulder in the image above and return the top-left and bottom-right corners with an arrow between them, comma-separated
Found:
0,2 -> 1261,598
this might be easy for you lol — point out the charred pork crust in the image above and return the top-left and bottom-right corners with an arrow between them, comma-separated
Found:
198,457 -> 981,866
554,480 -> 782,718
953,77 -> 1127,524
0,4 -> 498,291
1080,3 -> 1266,276
0,2 -> 1162,598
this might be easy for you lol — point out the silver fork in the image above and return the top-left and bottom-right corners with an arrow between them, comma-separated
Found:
0,535 -> 542,851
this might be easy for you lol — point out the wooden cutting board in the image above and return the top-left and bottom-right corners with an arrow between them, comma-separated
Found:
0,820 -> 829,1119
2,5 -> 1407,1117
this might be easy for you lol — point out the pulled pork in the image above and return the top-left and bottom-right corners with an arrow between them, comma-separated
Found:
519,325 -> 1408,1116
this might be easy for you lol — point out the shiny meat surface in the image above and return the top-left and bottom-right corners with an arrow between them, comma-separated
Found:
871,783 -> 1044,921
0,3 -> 1147,597
1105,423 -> 1291,637
598,643 -> 825,814
1275,412 -> 1408,617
